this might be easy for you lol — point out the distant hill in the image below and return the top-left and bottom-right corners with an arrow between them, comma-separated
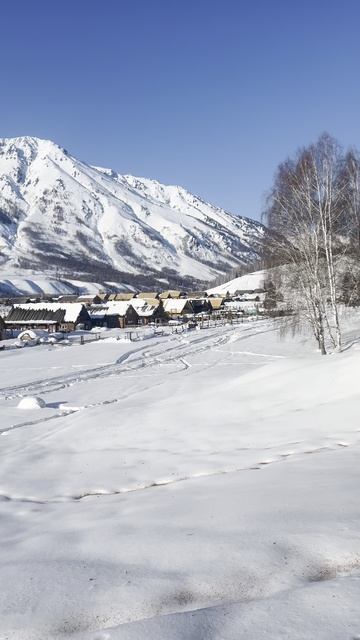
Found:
207,270 -> 266,295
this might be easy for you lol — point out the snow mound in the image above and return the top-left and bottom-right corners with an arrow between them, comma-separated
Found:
17,396 -> 46,410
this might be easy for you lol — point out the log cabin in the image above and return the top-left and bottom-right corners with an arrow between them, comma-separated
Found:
89,301 -> 138,329
5,303 -> 91,332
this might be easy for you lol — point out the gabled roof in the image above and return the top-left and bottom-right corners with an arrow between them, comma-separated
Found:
208,297 -> 224,310
7,306 -> 66,324
131,297 -> 159,310
129,298 -> 159,317
159,290 -> 184,299
163,299 -> 193,314
136,292 -> 159,299
11,303 -> 87,323
114,293 -> 134,301
88,301 -> 134,317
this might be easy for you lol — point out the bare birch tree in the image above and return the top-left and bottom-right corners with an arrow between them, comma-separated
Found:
339,149 -> 360,255
263,134 -> 348,354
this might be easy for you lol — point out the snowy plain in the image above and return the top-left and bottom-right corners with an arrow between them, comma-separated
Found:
1,317 -> 360,639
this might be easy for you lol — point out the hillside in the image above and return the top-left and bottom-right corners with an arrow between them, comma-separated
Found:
0,137 -> 266,289
207,269 -> 266,295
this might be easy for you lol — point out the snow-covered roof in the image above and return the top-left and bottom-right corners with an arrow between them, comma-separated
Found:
162,299 -> 190,313
13,302 -> 85,323
89,301 -> 132,317
9,319 -> 59,325
130,298 -> 159,317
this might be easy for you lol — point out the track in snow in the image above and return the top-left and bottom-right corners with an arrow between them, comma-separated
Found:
0,322 -> 276,400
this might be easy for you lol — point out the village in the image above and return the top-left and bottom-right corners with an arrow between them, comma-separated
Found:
0,280 -> 269,344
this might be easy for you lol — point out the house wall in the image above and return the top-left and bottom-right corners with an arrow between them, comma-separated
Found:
126,307 -> 139,326
76,307 -> 92,330
6,322 -> 60,332
165,301 -> 193,318
91,316 -> 119,329
59,322 -> 75,332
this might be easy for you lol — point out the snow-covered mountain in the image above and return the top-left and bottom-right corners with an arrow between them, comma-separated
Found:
0,136 -> 266,288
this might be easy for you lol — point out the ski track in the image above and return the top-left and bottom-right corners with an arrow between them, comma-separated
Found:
4,319 -> 350,504
2,320 -> 360,639
0,323 -> 276,400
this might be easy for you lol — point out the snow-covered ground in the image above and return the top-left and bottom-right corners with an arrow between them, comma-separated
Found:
1,318 -> 360,639
207,269 -> 266,295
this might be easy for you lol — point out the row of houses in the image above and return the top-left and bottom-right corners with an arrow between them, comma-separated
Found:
0,288 -> 243,308
0,286 -> 267,337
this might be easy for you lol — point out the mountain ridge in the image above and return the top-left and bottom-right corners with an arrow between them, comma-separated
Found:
0,136 -> 266,288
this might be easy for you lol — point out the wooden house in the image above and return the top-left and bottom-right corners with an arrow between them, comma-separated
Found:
162,298 -> 194,318
208,297 -> 225,312
6,303 -> 91,333
89,302 -> 138,329
188,298 -> 212,315
130,298 -> 167,325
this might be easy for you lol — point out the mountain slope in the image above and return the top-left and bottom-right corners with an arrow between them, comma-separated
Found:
207,270 -> 266,295
0,136 -> 266,288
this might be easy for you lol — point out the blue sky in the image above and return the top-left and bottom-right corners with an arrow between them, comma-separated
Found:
1,0 -> 360,220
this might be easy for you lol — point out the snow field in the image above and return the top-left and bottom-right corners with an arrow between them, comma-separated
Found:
0,319 -> 360,638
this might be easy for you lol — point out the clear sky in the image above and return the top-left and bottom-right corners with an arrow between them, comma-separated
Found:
1,0 -> 360,220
